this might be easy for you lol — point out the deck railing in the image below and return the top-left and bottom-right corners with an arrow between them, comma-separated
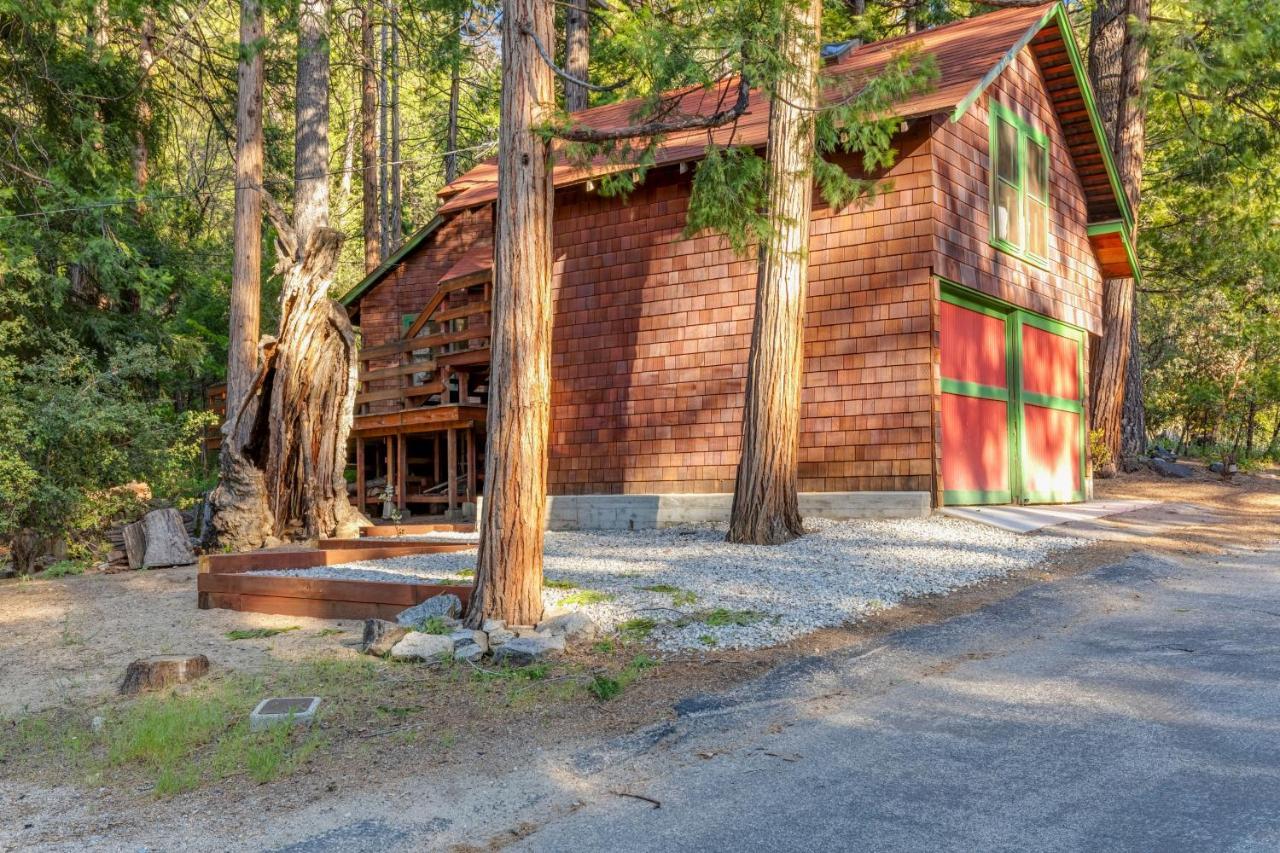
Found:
355,277 -> 491,417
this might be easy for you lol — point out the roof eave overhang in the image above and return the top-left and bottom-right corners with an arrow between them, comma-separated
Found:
949,2 -> 1135,235
1087,219 -> 1142,284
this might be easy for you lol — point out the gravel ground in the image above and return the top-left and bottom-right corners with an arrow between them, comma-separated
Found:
252,517 -> 1089,651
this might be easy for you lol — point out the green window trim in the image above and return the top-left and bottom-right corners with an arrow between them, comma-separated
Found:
989,102 -> 1051,271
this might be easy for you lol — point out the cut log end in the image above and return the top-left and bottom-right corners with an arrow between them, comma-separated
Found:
119,654 -> 211,695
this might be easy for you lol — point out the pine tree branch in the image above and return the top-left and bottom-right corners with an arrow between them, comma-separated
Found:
518,22 -> 631,94
551,76 -> 752,143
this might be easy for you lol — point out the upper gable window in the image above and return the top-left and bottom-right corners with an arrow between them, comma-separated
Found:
990,102 -> 1050,267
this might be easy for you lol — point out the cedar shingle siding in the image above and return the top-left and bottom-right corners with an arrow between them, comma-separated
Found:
349,6 -> 1121,501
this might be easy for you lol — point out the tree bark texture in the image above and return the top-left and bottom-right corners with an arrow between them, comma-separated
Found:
1087,0 -> 1146,463
389,6 -> 402,251
1116,0 -> 1149,456
466,0 -> 555,628
378,20 -> 390,259
727,0 -> 821,546
294,0 -> 331,246
445,28 -> 462,183
360,1 -> 381,272
211,223 -> 361,548
1087,0 -> 1126,145
211,0 -> 360,550
262,227 -> 362,540
564,0 -> 589,112
227,0 -> 264,438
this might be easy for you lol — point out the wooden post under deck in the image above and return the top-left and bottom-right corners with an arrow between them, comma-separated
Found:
384,436 -> 393,510
466,429 -> 476,503
356,437 -> 366,509
446,427 -> 458,515
396,434 -> 407,511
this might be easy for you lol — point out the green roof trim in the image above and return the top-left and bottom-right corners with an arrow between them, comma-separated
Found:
338,214 -> 445,307
1087,219 -> 1143,286
950,3 -> 1135,234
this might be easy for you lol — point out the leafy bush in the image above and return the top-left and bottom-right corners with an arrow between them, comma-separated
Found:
0,340 -> 214,562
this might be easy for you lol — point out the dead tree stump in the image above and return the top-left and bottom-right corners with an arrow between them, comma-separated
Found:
119,654 -> 210,695
123,508 -> 195,568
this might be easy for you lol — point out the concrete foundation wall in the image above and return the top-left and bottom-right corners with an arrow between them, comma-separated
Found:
535,492 -> 931,531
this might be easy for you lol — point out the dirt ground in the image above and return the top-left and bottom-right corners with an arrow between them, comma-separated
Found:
1,462 -> 1277,850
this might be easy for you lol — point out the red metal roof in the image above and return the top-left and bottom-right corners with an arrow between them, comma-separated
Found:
437,238 -> 493,285
439,4 -> 1064,215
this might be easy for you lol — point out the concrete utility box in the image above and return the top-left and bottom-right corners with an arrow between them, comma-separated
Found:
250,696 -> 321,732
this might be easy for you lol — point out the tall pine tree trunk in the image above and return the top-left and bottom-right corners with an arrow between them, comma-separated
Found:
1116,0 -> 1149,457
466,0 -> 555,627
444,23 -> 462,183
389,5 -> 402,251
360,0 -> 380,272
1088,0 -> 1147,463
727,0 -> 821,545
294,0 -> 330,245
211,0 -> 273,549
211,0 -> 361,548
564,0 -> 589,112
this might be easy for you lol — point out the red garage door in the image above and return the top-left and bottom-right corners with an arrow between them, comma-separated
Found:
940,285 -> 1085,506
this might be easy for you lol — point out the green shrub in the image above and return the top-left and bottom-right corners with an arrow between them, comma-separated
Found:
42,559 -> 86,579
416,616 -> 451,635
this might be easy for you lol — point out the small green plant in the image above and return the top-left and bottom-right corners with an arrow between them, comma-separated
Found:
225,626 -> 300,641
619,617 -> 657,641
640,583 -> 698,606
544,577 -> 575,589
593,638 -> 616,654
702,608 -> 762,627
316,628 -> 344,637
588,675 -> 622,701
559,589 -> 615,606
42,559 -> 86,579
586,654 -> 658,701
416,616 -> 451,635
454,568 -> 475,578
518,663 -> 551,681
698,634 -> 718,647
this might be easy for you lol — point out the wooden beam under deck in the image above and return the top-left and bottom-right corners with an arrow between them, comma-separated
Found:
353,404 -> 487,438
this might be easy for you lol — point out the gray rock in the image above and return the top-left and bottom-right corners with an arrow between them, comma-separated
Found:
482,618 -> 507,632
361,619 -> 409,656
491,633 -> 566,666
510,624 -> 537,637
536,610 -> 598,644
486,627 -> 516,646
454,642 -> 485,662
449,629 -> 489,653
1209,461 -> 1225,474
1152,458 -> 1194,479
396,594 -> 463,627
388,632 -> 454,661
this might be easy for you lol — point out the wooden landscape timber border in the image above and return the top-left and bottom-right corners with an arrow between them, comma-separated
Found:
197,539 -> 474,620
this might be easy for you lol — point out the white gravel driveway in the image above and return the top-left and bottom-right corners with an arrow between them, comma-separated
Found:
252,517 -> 1088,651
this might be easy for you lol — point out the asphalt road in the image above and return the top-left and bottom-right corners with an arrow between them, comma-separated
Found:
509,544 -> 1280,852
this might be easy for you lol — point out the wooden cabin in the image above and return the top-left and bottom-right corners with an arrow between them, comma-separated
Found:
338,3 -> 1140,522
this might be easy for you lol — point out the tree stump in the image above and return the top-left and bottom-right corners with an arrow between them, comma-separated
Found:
119,654 -> 210,695
123,508 -> 195,569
